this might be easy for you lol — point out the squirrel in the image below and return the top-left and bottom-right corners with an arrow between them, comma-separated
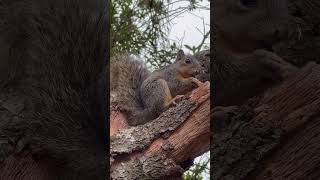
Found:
212,0 -> 299,133
111,49 -> 204,126
212,0 -> 297,107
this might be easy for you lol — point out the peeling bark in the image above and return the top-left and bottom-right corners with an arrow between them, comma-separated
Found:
212,63 -> 320,180
110,82 -> 210,179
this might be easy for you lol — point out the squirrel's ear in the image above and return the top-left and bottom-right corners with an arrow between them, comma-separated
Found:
175,49 -> 185,62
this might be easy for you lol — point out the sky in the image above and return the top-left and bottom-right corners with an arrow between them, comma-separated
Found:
167,1 -> 210,179
168,0 -> 210,53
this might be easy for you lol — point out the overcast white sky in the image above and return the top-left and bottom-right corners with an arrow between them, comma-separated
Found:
167,1 -> 210,179
168,0 -> 210,53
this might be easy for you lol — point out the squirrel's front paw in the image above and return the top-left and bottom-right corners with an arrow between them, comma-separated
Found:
189,77 -> 203,87
253,49 -> 297,79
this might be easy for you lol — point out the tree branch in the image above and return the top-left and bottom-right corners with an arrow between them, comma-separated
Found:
212,62 -> 320,180
110,82 -> 210,179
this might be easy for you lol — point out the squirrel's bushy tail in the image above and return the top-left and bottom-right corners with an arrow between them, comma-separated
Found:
111,54 -> 153,125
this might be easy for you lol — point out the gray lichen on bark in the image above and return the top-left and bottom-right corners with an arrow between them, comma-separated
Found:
212,99 -> 283,180
111,154 -> 182,180
111,98 -> 197,156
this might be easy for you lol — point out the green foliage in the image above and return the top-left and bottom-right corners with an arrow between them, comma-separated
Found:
184,31 -> 210,54
183,153 -> 210,180
111,0 -> 210,178
111,0 -> 209,68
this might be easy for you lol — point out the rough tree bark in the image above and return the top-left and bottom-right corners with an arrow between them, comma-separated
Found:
211,0 -> 320,179
212,62 -> 320,180
110,82 -> 210,179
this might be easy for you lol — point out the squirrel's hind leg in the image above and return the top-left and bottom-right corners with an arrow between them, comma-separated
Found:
157,79 -> 175,108
158,78 -> 184,107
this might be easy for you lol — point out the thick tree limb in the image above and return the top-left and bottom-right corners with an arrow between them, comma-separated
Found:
110,82 -> 210,179
212,62 -> 320,180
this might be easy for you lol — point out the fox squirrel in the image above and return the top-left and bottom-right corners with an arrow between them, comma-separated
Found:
111,50 -> 203,126
212,0 -> 298,106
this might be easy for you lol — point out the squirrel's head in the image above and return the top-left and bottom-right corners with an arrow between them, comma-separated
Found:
214,0 -> 290,53
174,49 -> 202,77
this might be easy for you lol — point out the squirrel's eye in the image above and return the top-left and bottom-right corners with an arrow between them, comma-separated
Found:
185,59 -> 191,64
240,0 -> 257,7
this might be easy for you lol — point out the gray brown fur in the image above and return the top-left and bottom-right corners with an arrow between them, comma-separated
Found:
110,54 -> 151,105
0,0 -> 108,179
214,0 -> 290,54
213,49 -> 296,106
212,0 -> 297,106
112,50 -> 202,126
